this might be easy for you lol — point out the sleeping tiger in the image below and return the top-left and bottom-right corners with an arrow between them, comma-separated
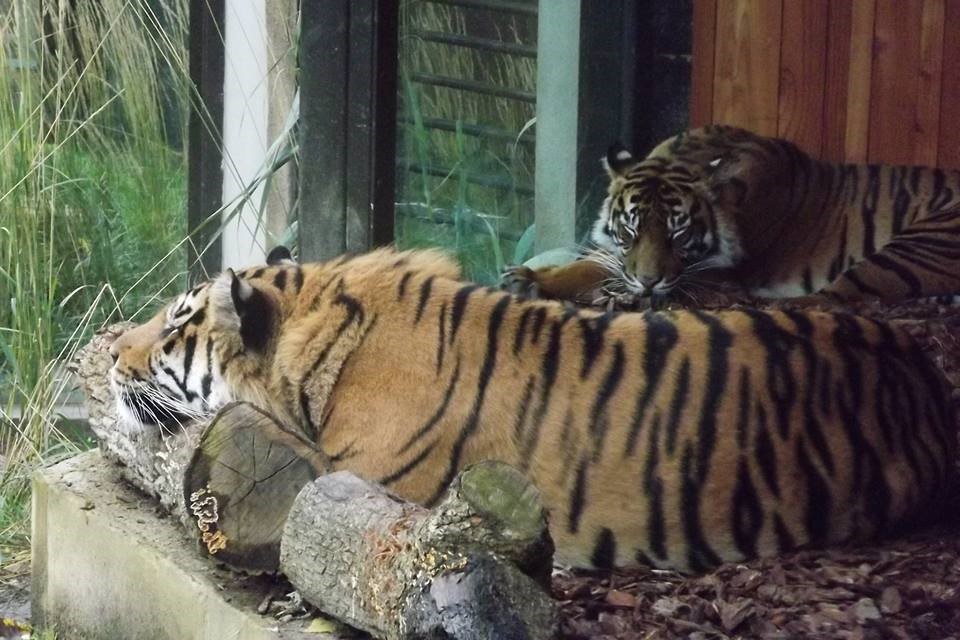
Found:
110,246 -> 956,572
503,125 -> 960,307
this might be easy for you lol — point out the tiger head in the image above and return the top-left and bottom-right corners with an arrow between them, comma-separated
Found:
109,256 -> 285,430
592,143 -> 744,300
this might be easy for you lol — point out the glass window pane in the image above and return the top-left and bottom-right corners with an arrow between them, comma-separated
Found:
395,0 -> 537,284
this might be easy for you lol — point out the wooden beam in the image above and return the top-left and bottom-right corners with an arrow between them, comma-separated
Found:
187,0 -> 225,279
712,0 -> 783,135
690,0 -> 717,127
298,1 -> 398,261
778,0 -> 828,155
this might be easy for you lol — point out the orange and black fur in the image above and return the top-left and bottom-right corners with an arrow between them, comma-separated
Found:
111,247 -> 956,571
504,125 -> 960,306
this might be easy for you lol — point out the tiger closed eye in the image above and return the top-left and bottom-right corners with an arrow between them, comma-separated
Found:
160,325 -> 178,338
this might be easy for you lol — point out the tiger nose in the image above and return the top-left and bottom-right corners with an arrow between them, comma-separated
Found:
639,276 -> 662,292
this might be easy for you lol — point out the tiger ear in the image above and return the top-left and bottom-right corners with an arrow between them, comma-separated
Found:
210,269 -> 272,351
603,143 -> 635,178
266,245 -> 296,266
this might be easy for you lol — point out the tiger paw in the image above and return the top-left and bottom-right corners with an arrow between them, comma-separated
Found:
593,289 -> 643,311
500,265 -> 541,298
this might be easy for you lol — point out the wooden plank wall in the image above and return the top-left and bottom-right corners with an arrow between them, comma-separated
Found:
691,0 -> 960,168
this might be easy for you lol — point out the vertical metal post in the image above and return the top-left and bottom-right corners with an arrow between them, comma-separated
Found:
187,0 -> 226,279
298,0 -> 399,262
533,0 -> 580,253
533,0 -> 636,252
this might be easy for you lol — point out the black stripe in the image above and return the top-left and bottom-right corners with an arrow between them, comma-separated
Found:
773,513 -> 796,553
591,528 -> 617,569
842,269 -> 885,297
642,413 -> 666,559
828,216 -> 849,282
745,309 -> 797,440
186,308 -> 206,326
512,376 -> 537,442
625,313 -> 678,457
861,164 -> 880,256
681,443 -> 722,572
785,310 -> 835,476
865,253 -> 922,297
796,438 -> 831,545
401,357 -> 461,454
568,458 -> 588,534
664,358 -> 691,454
732,458 -> 763,558
754,403 -> 780,497
273,269 -> 288,291
299,292 -> 367,438
379,441 -> 437,486
415,276 -> 434,323
802,267 -> 813,294
293,266 -> 304,292
692,311 -> 733,482
449,284 -> 480,343
436,302 -> 447,375
736,367 -> 750,447
589,341 -> 625,461
530,307 -> 548,343
200,339 -> 214,401
578,314 -> 613,378
512,307 -> 534,355
525,309 -> 577,465
427,295 -> 511,505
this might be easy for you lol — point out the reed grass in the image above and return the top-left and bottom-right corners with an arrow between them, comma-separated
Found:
0,0 -> 190,555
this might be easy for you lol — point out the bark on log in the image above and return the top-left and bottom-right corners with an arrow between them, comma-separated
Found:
279,464 -> 558,640
70,323 -> 201,524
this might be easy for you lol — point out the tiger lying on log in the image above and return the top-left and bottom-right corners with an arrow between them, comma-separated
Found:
110,245 -> 956,572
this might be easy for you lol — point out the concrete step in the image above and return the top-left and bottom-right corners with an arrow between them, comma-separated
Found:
31,450 -> 352,639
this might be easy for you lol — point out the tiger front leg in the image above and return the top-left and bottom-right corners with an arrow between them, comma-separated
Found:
500,259 -> 612,305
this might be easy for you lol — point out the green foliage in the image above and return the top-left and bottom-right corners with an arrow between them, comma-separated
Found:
0,0 -> 190,554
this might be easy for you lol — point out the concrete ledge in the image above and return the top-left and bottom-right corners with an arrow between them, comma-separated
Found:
31,450 -> 345,639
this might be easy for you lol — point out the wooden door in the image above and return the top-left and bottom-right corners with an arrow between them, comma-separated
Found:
691,0 -> 960,169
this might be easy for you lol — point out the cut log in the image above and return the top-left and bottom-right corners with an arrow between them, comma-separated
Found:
183,402 -> 330,573
279,464 -> 558,640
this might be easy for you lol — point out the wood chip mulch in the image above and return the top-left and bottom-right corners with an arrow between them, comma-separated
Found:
554,299 -> 960,640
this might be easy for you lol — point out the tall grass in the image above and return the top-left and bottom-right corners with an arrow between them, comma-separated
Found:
0,0 -> 190,555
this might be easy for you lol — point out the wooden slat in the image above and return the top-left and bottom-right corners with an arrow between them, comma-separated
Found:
844,0 -> 875,162
820,0 -> 853,162
712,0 -> 783,135
690,0 -> 717,127
914,0 -> 945,166
777,0 -> 828,155
868,0 -> 925,165
938,0 -> 960,169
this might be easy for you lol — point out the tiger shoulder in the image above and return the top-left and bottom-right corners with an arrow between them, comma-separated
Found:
504,124 -> 960,306
111,247 -> 957,572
